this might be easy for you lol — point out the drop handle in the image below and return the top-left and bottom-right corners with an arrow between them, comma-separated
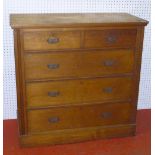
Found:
103,87 -> 113,93
48,91 -> 60,97
101,112 -> 112,119
47,37 -> 59,44
103,60 -> 115,66
106,36 -> 117,43
48,117 -> 60,123
47,64 -> 60,69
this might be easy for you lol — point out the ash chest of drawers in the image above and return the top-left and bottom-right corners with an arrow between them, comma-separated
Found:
10,13 -> 148,147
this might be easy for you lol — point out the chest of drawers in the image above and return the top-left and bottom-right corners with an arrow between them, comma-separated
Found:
10,13 -> 148,147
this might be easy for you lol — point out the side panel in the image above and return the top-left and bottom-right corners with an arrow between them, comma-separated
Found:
132,26 -> 145,122
14,29 -> 27,134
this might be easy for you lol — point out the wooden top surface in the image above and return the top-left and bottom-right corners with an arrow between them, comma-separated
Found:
10,13 -> 148,28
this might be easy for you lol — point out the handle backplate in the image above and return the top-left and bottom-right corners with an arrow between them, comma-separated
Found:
48,91 -> 60,97
103,87 -> 113,93
106,36 -> 117,43
47,37 -> 59,44
104,60 -> 115,66
101,112 -> 112,119
47,64 -> 59,69
48,117 -> 60,123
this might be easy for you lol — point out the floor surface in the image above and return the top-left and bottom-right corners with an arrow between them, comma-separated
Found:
3,109 -> 151,155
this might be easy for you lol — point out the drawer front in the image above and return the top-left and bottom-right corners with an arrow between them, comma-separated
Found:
28,102 -> 133,133
84,29 -> 137,48
26,77 -> 132,108
22,30 -> 81,51
25,49 -> 134,80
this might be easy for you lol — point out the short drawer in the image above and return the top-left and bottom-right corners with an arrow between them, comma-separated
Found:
22,30 -> 81,51
27,102 -> 133,133
26,77 -> 132,108
25,49 -> 134,80
84,29 -> 137,49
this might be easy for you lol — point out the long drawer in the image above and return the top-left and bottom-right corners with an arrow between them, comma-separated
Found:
27,102 -> 133,133
25,49 -> 134,80
26,77 -> 133,108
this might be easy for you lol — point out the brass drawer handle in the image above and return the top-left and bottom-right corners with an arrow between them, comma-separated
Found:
48,117 -> 60,123
48,91 -> 60,97
47,37 -> 59,44
101,112 -> 112,119
47,64 -> 59,69
103,87 -> 113,93
106,36 -> 117,43
103,60 -> 115,66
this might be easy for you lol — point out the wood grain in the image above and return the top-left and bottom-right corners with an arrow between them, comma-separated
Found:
10,13 -> 148,147
84,29 -> 137,48
13,30 -> 28,134
26,77 -> 133,108
27,102 -> 133,133
24,49 -> 134,80
20,124 -> 136,147
22,30 -> 81,51
132,27 -> 145,122
10,13 -> 148,28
